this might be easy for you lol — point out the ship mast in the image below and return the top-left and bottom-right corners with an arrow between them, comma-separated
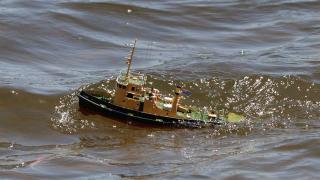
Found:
126,39 -> 137,79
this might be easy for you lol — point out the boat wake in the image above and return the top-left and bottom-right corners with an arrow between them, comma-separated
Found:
51,75 -> 320,135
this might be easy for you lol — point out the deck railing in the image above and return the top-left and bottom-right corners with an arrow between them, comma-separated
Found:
116,71 -> 147,85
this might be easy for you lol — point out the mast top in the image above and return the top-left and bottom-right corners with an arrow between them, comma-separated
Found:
125,39 -> 137,79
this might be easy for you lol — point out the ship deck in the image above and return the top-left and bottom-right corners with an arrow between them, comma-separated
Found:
116,71 -> 146,86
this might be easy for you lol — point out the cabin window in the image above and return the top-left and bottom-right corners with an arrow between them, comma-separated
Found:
118,84 -> 124,89
131,87 -> 135,91
127,92 -> 133,98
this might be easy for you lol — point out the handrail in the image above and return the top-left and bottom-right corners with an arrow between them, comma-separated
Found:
116,70 -> 146,85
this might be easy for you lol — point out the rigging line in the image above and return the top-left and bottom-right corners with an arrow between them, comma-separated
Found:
149,41 -> 154,63
146,41 -> 152,62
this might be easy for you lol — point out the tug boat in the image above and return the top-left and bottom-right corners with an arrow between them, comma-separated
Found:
78,40 -> 244,127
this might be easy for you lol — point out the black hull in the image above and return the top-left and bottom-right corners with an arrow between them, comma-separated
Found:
78,91 -> 223,128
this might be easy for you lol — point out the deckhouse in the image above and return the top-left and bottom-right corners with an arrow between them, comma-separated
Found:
112,40 -> 182,117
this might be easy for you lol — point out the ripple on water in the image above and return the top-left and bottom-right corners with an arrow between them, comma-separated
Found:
1,0 -> 320,179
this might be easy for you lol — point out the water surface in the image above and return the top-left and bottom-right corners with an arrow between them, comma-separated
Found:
0,0 -> 319,179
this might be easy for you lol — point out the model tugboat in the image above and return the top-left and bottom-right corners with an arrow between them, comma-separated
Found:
78,40 -> 244,127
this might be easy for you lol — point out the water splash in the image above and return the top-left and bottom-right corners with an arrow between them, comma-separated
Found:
50,78 -> 116,134
50,74 -> 319,135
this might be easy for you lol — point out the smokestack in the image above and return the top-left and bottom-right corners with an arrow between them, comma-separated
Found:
171,85 -> 181,113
